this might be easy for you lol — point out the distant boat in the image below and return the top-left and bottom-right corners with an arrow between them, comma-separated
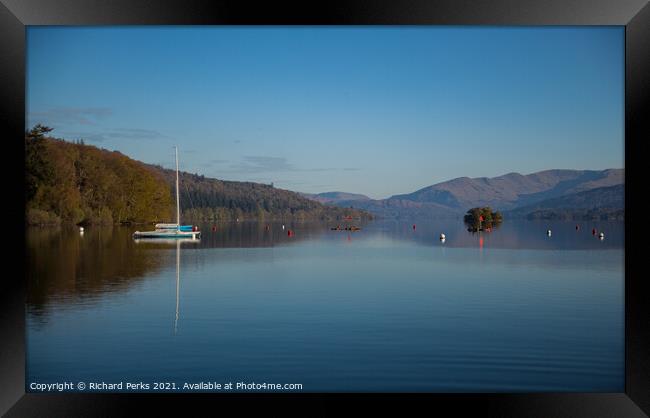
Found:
331,225 -> 361,231
133,146 -> 201,240
155,223 -> 195,232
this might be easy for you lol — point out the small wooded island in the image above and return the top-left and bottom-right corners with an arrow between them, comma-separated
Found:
464,207 -> 503,232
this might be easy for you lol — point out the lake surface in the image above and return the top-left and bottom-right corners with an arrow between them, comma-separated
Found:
26,220 -> 624,392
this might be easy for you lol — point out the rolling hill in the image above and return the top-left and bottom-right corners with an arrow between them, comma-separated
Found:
147,166 -> 374,222
304,169 -> 624,219
24,126 -> 373,225
26,126 -> 622,224
504,184 -> 624,220
389,169 -> 623,211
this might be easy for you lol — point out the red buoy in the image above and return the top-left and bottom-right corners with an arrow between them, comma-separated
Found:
287,230 -> 293,237
211,225 -> 217,231
592,228 -> 597,235
412,224 -> 416,230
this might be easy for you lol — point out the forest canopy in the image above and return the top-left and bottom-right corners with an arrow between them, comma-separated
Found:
25,126 -> 372,225
25,125 -> 173,225
148,165 -> 372,222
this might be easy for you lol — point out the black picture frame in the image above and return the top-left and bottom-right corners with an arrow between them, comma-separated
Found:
2,1 -> 648,416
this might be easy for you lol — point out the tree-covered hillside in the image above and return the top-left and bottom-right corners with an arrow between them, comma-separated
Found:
25,125 -> 173,225
25,126 -> 372,225
148,165 -> 373,222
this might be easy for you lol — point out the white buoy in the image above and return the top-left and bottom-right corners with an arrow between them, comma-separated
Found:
599,232 -> 605,240
79,226 -> 84,232
440,233 -> 446,240
282,224 -> 285,230
547,229 -> 552,236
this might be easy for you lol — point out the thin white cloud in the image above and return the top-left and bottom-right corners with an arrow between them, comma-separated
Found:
58,128 -> 167,143
29,107 -> 113,126
222,156 -> 348,174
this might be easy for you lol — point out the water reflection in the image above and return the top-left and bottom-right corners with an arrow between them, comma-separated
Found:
26,226 -> 166,321
163,220 -> 623,250
365,219 -> 624,250
132,237 -> 199,334
26,219 -> 624,392
26,220 -> 624,321
192,221 -> 336,248
133,238 -> 201,246
175,240 -> 180,335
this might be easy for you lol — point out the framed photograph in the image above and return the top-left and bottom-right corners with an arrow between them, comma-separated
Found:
2,0 -> 648,416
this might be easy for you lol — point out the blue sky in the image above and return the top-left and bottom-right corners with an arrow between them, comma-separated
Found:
26,26 -> 624,199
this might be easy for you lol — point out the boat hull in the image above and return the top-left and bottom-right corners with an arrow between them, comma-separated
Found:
133,230 -> 201,239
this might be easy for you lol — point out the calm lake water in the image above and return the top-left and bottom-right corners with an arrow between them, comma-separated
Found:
26,220 -> 624,392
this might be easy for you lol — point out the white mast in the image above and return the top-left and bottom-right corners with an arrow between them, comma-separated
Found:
175,146 -> 180,230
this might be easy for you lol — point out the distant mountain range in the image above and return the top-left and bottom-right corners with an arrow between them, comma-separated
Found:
504,184 -> 624,220
303,169 -> 624,220
25,125 -> 623,224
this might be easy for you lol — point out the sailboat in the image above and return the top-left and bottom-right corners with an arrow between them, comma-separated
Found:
133,146 -> 201,240
155,223 -> 194,232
